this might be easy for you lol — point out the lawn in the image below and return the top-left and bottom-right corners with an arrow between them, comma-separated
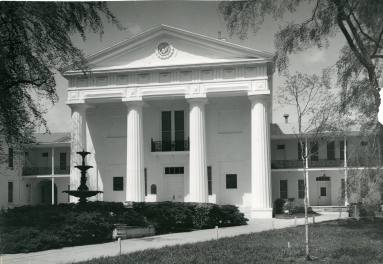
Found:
76,218 -> 383,264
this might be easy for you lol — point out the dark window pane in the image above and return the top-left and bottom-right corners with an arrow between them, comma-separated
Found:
298,180 -> 305,199
280,180 -> 288,199
226,174 -> 237,189
327,141 -> 335,160
8,182 -> 13,203
8,148 -> 14,168
298,142 -> 305,160
277,144 -> 285,150
161,111 -> 171,151
42,152 -> 48,157
60,153 -> 67,170
340,141 -> 345,160
113,177 -> 123,191
175,111 -> 184,151
150,184 -> 157,194
207,166 -> 212,195
310,142 -> 318,161
320,187 -> 327,196
164,167 -> 184,175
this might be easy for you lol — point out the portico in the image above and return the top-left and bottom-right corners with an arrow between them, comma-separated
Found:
64,25 -> 274,218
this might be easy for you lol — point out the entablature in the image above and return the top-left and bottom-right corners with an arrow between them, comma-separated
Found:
67,62 -> 272,104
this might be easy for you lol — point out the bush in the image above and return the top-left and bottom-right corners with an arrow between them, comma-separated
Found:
274,198 -> 285,214
0,201 -> 247,253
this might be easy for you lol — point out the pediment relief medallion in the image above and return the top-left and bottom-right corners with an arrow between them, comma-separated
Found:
155,39 -> 175,60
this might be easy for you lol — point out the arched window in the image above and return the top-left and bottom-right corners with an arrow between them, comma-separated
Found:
150,184 -> 157,195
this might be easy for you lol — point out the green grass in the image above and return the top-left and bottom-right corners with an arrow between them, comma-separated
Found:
76,218 -> 383,264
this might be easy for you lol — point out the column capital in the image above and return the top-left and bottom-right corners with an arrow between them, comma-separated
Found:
187,97 -> 208,105
248,93 -> 271,103
68,103 -> 94,112
123,98 -> 144,108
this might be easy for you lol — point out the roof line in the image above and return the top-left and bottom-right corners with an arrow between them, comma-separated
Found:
83,24 -> 275,64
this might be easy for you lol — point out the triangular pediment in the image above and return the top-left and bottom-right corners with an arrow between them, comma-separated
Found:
78,25 -> 273,72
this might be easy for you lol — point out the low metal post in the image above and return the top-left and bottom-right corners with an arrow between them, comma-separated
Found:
294,217 -> 297,227
215,226 -> 219,240
312,215 -> 315,224
118,237 -> 121,255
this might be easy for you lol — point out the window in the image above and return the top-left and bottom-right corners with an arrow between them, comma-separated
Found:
226,174 -> 237,189
320,187 -> 327,197
207,166 -> 212,195
310,142 -> 318,161
277,144 -> 285,150
113,177 -> 123,191
280,180 -> 288,199
298,180 -> 305,199
340,141 -> 345,160
150,184 -> 157,195
144,168 -> 147,196
341,179 -> 345,199
164,167 -> 184,174
361,141 -> 368,146
298,142 -> 305,160
8,148 -> 13,168
161,111 -> 172,151
42,152 -> 48,157
8,182 -> 13,203
60,153 -> 67,170
327,141 -> 335,160
174,111 -> 185,151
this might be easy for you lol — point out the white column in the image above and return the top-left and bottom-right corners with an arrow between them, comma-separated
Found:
126,101 -> 145,202
85,112 -> 101,201
249,95 -> 272,218
51,147 -> 55,205
188,98 -> 208,203
69,104 -> 87,203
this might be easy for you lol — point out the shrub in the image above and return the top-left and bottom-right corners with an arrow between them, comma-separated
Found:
274,198 -> 285,214
0,201 -> 247,253
133,202 -> 194,233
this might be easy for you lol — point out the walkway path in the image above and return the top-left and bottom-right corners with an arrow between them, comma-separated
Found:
1,212 -> 348,264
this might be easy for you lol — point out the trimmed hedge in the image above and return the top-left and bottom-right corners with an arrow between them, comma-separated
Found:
0,202 -> 247,254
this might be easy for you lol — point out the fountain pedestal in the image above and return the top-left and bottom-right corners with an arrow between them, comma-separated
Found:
63,150 -> 103,204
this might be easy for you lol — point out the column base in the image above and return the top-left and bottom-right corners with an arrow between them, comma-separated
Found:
250,208 -> 273,218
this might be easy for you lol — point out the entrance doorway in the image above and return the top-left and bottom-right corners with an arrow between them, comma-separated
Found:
163,166 -> 184,202
316,175 -> 331,205
40,180 -> 57,204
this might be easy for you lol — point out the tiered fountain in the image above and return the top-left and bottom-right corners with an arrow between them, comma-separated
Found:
63,150 -> 103,204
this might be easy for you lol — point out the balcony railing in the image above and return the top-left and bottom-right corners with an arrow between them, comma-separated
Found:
151,138 -> 189,152
272,159 -> 344,169
271,158 -> 382,169
22,166 -> 70,176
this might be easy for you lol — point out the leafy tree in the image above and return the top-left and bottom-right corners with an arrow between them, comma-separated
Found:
278,70 -> 343,260
219,0 -> 383,125
0,2 -> 120,147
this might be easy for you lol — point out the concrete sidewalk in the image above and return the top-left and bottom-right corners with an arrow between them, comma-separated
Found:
1,212 -> 348,264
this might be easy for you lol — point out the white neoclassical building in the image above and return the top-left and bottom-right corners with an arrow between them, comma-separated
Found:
64,25 -> 274,218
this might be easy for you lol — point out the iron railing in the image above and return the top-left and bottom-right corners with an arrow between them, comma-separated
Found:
271,158 -> 382,169
151,138 -> 189,152
22,166 -> 70,176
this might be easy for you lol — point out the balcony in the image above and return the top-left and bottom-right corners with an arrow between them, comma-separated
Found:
151,139 -> 189,152
271,159 -> 344,169
22,166 -> 70,176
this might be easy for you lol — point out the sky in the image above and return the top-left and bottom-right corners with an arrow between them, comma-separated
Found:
44,1 -> 347,132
